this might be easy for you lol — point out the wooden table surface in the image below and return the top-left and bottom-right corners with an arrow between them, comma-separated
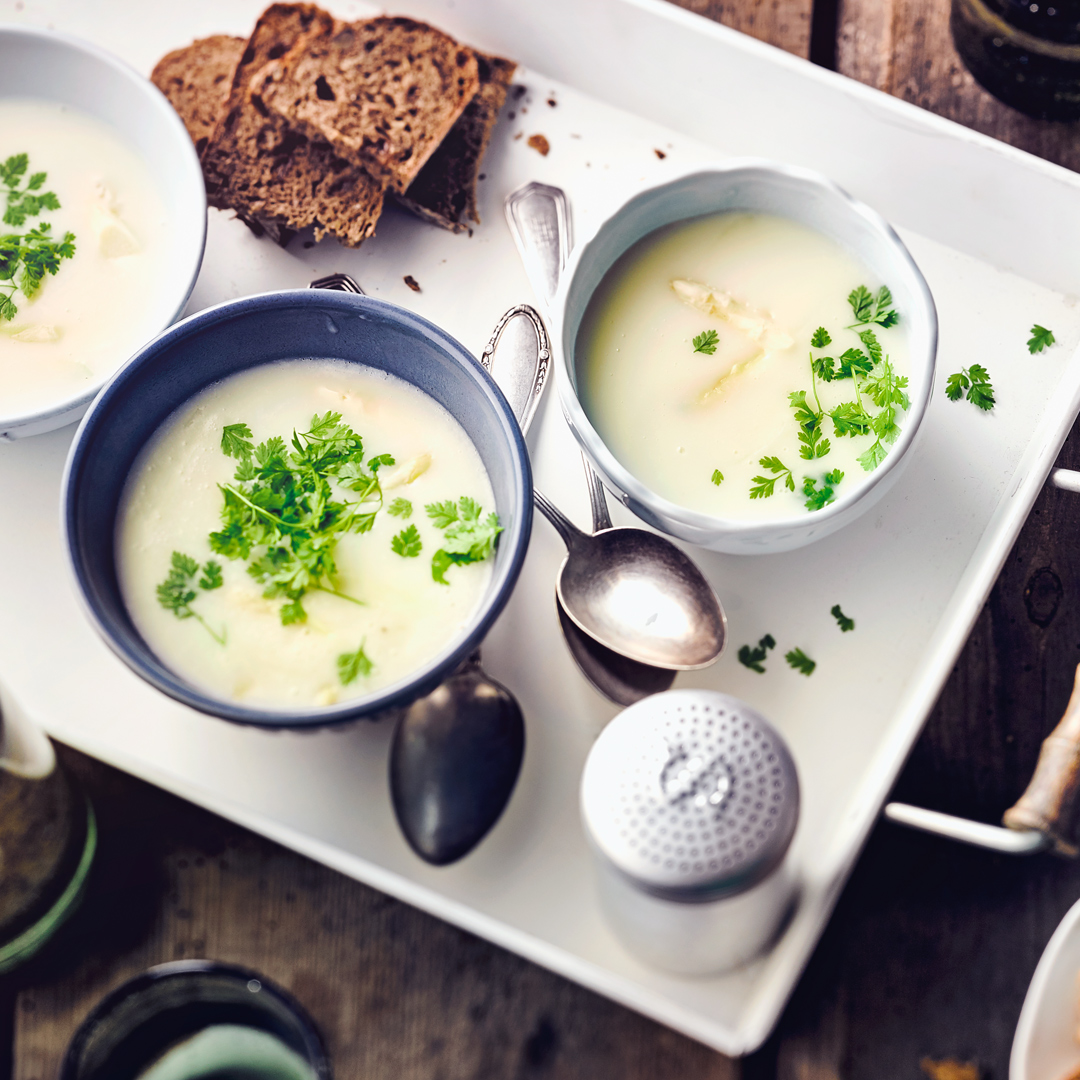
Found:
9,2 -> 1080,1078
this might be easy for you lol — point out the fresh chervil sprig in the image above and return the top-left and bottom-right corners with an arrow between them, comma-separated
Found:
387,497 -> 412,518
738,634 -> 776,673
803,469 -> 844,512
831,604 -> 855,632
156,551 -> 226,644
391,524 -> 422,557
750,456 -> 794,499
0,154 -> 74,322
945,365 -> 995,411
786,647 -> 816,675
711,469 -> 724,486
208,413 -> 393,626
337,641 -> 373,685
425,496 -> 502,585
847,285 -> 899,329
692,329 -> 719,355
790,390 -> 831,460
1028,324 -> 1055,354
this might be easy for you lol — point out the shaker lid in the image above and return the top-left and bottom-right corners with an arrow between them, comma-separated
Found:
580,689 -> 799,902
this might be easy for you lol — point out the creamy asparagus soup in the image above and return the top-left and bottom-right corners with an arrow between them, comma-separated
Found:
1,99 -> 175,418
117,360 -> 500,709
578,212 -> 910,519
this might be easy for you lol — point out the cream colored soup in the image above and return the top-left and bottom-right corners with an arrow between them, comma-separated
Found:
117,360 -> 499,709
579,212 -> 910,519
0,99 -> 174,418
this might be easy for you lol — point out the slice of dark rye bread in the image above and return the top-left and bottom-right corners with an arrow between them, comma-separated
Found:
200,3 -> 385,247
151,35 -> 246,158
250,16 -> 481,194
397,52 -> 516,232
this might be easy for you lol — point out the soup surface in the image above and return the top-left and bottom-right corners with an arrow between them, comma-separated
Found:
117,360 -> 499,709
578,212 -> 911,519
0,99 -> 174,419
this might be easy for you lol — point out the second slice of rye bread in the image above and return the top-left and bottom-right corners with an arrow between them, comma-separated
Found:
201,2 -> 384,247
397,52 -> 516,232
251,16 -> 481,194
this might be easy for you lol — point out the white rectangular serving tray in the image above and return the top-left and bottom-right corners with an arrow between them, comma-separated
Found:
3,0 -> 1080,1056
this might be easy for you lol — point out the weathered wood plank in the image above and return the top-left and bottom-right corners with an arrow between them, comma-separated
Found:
837,0 -> 1080,171
665,0 -> 813,59
11,750 -> 739,1080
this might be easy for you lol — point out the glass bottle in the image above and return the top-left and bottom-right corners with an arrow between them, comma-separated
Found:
0,679 -> 96,972
952,0 -> 1080,119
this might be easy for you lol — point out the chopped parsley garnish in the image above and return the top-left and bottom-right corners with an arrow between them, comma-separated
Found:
750,456 -> 794,499
0,153 -> 75,322
945,364 -> 995,411
208,411 -> 392,626
1028,324 -> 1055,354
692,329 -> 719,355
337,642 -> 374,685
831,604 -> 855,632
711,469 -> 724,486
387,497 -> 413,518
391,523 -> 422,557
738,634 -> 776,673
156,551 -> 226,644
425,496 -> 502,585
785,647 -> 816,676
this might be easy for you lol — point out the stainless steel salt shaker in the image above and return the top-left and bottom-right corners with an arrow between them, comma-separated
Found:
580,688 -> 799,974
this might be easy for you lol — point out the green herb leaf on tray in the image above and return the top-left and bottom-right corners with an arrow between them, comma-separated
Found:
831,604 -> 855,632
387,497 -> 413,518
1028,324 -> 1055,354
692,329 -> 719,355
391,524 -> 422,558
945,365 -> 995,411
737,634 -> 776,673
337,642 -> 374,685
786,647 -> 816,676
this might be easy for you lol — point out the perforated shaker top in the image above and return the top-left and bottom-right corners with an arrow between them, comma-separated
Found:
581,689 -> 799,902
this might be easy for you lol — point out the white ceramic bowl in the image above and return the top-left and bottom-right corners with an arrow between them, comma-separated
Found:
554,162 -> 938,555
0,26 -> 206,439
1011,895 -> 1080,1080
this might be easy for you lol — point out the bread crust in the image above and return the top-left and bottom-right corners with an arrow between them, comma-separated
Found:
201,3 -> 385,247
251,16 -> 481,194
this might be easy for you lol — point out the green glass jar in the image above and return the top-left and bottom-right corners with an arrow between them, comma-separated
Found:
952,0 -> 1080,119
0,680 -> 95,973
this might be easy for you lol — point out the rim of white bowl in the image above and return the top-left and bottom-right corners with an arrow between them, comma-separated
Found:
0,24 -> 207,438
553,159 -> 939,543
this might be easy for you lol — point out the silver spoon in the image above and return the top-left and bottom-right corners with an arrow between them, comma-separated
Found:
387,305 -> 548,867
505,181 -> 727,671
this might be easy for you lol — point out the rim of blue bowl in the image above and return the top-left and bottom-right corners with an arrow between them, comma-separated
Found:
0,24 -> 207,437
553,160 -> 939,545
61,290 -> 533,729
58,959 -> 332,1080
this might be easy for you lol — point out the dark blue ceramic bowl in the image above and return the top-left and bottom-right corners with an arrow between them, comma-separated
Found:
62,291 -> 532,728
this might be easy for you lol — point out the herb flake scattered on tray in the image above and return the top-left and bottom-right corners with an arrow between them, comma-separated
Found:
738,634 -> 776,673
1028,324 -> 1055,354
831,604 -> 855,632
945,364 -> 995,411
785,647 -> 816,676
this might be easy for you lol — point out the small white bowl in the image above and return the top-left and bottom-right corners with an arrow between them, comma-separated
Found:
0,26 -> 206,439
554,162 -> 938,555
1011,896 -> 1080,1080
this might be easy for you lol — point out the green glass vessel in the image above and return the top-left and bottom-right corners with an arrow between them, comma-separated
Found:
952,0 -> 1080,119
